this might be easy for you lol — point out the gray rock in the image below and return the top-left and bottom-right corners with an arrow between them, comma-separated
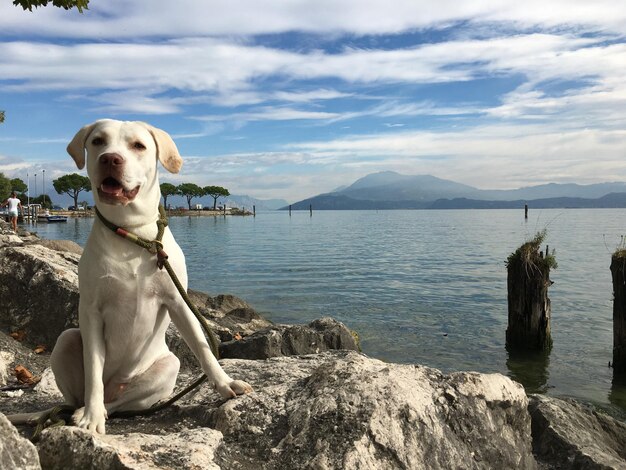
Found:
0,330 -> 50,385
0,233 -> 24,248
529,394 -> 626,469
26,351 -> 536,469
187,290 -> 273,340
0,350 -> 13,386
33,368 -> 63,398
0,413 -> 41,470
219,317 -> 359,359
37,426 -> 222,470
33,239 -> 83,255
0,245 -> 80,349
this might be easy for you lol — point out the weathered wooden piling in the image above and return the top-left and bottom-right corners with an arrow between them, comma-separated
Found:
524,203 -> 528,219
309,204 -> 312,217
253,205 -> 256,217
506,230 -> 555,351
289,205 -> 292,216
610,251 -> 626,373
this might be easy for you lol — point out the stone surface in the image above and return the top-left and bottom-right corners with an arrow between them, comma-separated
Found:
0,413 -> 41,470
0,330 -> 50,390
529,394 -> 626,469
186,290 -> 273,340
219,317 -> 360,359
33,368 -> 63,398
0,244 -> 80,349
33,239 -> 83,255
0,350 -> 13,386
5,351 -> 538,470
37,426 -> 222,470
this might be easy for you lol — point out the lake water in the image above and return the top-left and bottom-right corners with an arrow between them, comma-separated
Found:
30,209 -> 626,414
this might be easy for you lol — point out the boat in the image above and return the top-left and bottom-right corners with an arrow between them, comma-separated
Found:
37,214 -> 68,223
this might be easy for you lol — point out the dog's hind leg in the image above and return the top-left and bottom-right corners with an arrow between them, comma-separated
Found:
101,352 -> 180,415
50,328 -> 85,407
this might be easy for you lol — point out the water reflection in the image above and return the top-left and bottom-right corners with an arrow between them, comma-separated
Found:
506,348 -> 551,394
610,372 -> 626,413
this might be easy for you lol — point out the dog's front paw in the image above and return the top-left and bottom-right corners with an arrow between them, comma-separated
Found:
73,405 -> 108,434
215,379 -> 253,399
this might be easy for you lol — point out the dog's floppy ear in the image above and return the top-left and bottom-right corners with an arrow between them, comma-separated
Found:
67,122 -> 97,170
143,123 -> 183,174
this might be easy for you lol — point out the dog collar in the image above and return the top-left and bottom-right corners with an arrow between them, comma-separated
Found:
94,205 -> 169,269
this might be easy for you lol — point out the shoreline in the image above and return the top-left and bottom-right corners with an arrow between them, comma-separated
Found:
12,207 -> 254,221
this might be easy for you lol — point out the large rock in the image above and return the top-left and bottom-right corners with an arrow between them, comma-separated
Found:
186,290 -> 273,340
37,426 -> 222,470
33,239 -> 83,256
0,413 -> 41,470
219,317 -> 360,359
21,351 -> 538,469
0,245 -> 80,349
529,394 -> 626,469
0,325 -> 55,383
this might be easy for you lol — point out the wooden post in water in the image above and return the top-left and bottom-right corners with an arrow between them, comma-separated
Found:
289,205 -> 292,216
309,204 -> 312,217
610,251 -> 626,373
253,205 -> 256,217
524,204 -> 528,220
506,231 -> 555,351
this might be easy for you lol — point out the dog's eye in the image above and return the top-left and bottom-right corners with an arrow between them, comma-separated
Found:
132,141 -> 146,151
91,137 -> 105,146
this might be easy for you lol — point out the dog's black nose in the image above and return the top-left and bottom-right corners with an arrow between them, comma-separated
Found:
99,153 -> 124,167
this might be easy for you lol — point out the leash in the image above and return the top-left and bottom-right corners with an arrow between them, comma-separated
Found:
28,206 -> 220,441
94,205 -> 221,357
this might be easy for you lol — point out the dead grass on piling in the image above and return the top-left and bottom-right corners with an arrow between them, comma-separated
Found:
506,229 -> 558,275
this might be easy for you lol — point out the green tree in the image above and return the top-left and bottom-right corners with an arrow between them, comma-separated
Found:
30,194 -> 51,209
0,173 -> 11,201
203,185 -> 230,210
53,173 -> 91,209
13,0 -> 89,12
160,183 -> 177,209
10,178 -> 27,194
177,183 -> 204,210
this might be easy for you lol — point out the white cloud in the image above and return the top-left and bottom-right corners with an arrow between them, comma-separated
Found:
2,1 -> 626,202
1,33 -> 620,121
1,1 -> 625,38
193,107 -> 340,122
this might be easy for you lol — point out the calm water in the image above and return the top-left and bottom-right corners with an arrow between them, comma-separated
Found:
31,209 -> 626,414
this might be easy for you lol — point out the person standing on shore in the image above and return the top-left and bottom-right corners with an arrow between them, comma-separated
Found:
2,191 -> 22,233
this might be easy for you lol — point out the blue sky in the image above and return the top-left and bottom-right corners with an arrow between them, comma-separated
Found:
1,1 -> 625,203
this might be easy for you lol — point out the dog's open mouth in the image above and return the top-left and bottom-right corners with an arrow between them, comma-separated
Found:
98,177 -> 140,205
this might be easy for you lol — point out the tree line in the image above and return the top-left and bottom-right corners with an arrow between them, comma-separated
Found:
1,172 -> 229,211
160,183 -> 230,210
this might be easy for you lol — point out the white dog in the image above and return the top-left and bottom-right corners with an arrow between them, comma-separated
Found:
49,119 -> 252,434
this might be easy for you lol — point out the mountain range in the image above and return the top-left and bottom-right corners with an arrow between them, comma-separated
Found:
284,171 -> 626,210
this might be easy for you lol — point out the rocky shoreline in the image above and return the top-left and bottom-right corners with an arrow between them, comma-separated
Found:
0,220 -> 625,469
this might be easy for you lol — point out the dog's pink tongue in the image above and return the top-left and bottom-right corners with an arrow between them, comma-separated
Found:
101,182 -> 123,195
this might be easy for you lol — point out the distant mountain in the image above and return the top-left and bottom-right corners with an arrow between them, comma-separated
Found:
284,171 -> 626,210
338,171 -> 481,202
